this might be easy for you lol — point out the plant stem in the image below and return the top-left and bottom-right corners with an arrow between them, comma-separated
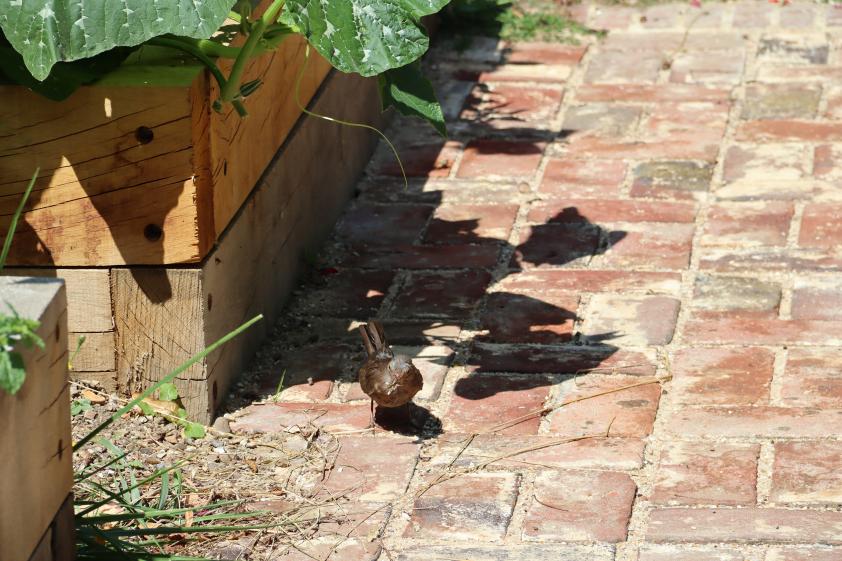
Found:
220,0 -> 286,105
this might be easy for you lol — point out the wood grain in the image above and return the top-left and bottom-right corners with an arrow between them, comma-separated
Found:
0,279 -> 72,561
70,331 -> 116,372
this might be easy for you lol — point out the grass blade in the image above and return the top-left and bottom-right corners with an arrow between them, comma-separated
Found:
0,167 -> 39,271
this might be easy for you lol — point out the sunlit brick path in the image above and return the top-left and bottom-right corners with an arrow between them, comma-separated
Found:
228,2 -> 842,559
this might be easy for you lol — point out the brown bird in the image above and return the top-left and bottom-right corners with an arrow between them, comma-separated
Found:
358,320 -> 423,426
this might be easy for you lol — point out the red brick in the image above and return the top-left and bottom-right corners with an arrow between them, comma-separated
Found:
457,140 -> 545,179
781,348 -> 842,407
321,436 -> 420,501
539,159 -> 626,198
600,32 -> 742,53
670,51 -> 745,85
671,347 -> 775,405
346,345 -> 453,402
823,88 -> 842,120
392,270 -> 492,318
480,292 -> 578,344
594,223 -> 695,270
647,508 -> 842,544
667,406 -> 842,438
733,2 -> 772,27
511,223 -> 601,269
702,202 -> 793,247
566,136 -> 721,162
499,270 -> 682,296
780,4 -> 817,28
639,4 -> 681,28
766,548 -> 842,561
460,84 -> 563,130
429,434 -> 645,471
468,344 -> 657,375
799,204 -> 842,249
582,295 -> 680,346
792,278 -> 842,320
528,200 -> 696,225
343,244 -> 500,269
397,544 -> 616,560
813,144 -> 839,176
406,472 -> 520,541
230,403 -> 372,433
590,5 -> 636,30
756,65 -> 842,82
682,316 -> 842,346
698,248 -> 842,273
638,545 -> 745,561
772,441 -> 842,504
548,374 -> 661,438
375,141 -> 461,178
257,343 -> 358,401
294,269 -> 395,317
576,84 -> 731,103
425,203 -> 519,244
338,204 -> 432,247
446,374 -> 551,435
643,102 -> 730,142
523,470 -> 636,542
738,121 -> 842,142
563,104 -> 641,138
651,442 -> 759,506
585,50 -> 664,84
503,42 -> 587,66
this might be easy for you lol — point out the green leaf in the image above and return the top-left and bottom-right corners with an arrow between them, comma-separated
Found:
379,62 -> 446,136
137,400 -> 154,416
182,422 -> 206,439
157,383 -> 179,402
0,0 -> 237,81
72,398 -> 93,416
283,0 -> 449,76
0,351 -> 25,394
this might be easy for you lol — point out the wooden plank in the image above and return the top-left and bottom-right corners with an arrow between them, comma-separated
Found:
4,269 -> 112,332
0,86 -> 200,266
0,278 -> 72,561
208,35 -> 334,239
70,331 -> 116,372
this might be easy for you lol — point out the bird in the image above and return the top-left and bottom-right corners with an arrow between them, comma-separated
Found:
358,320 -> 423,427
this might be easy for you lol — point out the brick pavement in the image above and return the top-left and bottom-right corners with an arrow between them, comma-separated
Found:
229,2 -> 842,559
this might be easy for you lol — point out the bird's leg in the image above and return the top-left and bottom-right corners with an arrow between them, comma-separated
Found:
369,399 -> 375,430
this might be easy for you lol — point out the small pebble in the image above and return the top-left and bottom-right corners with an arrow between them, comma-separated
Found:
212,417 -> 231,433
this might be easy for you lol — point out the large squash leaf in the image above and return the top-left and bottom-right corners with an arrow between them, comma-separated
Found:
284,0 -> 448,76
379,61 -> 445,136
0,0 -> 236,81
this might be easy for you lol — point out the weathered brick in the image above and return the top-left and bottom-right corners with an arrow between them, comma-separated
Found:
781,348 -> 842,407
799,203 -> 842,249
780,5 -> 816,28
460,84 -> 563,130
590,5 -> 636,30
392,270 -> 492,318
672,347 -> 774,405
585,50 -> 664,84
701,201 -> 794,247
648,507 -> 842,544
698,248 -> 842,274
638,545 -> 746,561
343,244 -> 500,270
594,223 -> 695,270
643,102 -> 730,141
467,344 -> 657,375
375,141 -> 461,178
631,161 -> 714,200
425,203 -> 519,244
772,441 -> 842,504
511,223 -> 601,269
719,144 -> 809,200
667,406 -> 842,438
651,441 -> 759,506
276,505 -> 386,561
757,37 -> 829,65
293,270 -> 395,317
823,87 -> 842,120
338,204 -> 432,247
733,2 -> 772,28
504,42 -> 587,66
321,437 -> 420,501
428,434 -> 645,471
562,105 -> 641,138
581,295 -> 680,346
600,32 -> 743,53
548,374 -> 662,438
257,343 -> 358,401
738,121 -> 842,142
499,270 -> 682,296
766,548 -> 842,561
540,159 -> 626,198
527,200 -> 696,225
742,84 -> 821,120
791,277 -> 842,320
566,137 -> 721,161
396,544 -> 615,561
523,470 -> 636,542
670,51 -> 745,85
230,403 -> 372,433
345,345 -> 453,402
405,472 -> 520,541
683,316 -> 842,345
480,292 -> 578,344
446,374 -> 551,435
458,140 -> 545,179
576,84 -> 731,103
640,4 -> 681,28
693,274 -> 781,314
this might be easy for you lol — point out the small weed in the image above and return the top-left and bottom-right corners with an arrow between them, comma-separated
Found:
71,397 -> 93,417
135,382 -> 207,439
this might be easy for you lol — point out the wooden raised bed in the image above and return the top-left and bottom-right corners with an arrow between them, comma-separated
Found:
0,277 -> 74,561
0,39 -> 385,421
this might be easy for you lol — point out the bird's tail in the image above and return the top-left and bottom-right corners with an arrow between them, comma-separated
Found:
359,320 -> 388,356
